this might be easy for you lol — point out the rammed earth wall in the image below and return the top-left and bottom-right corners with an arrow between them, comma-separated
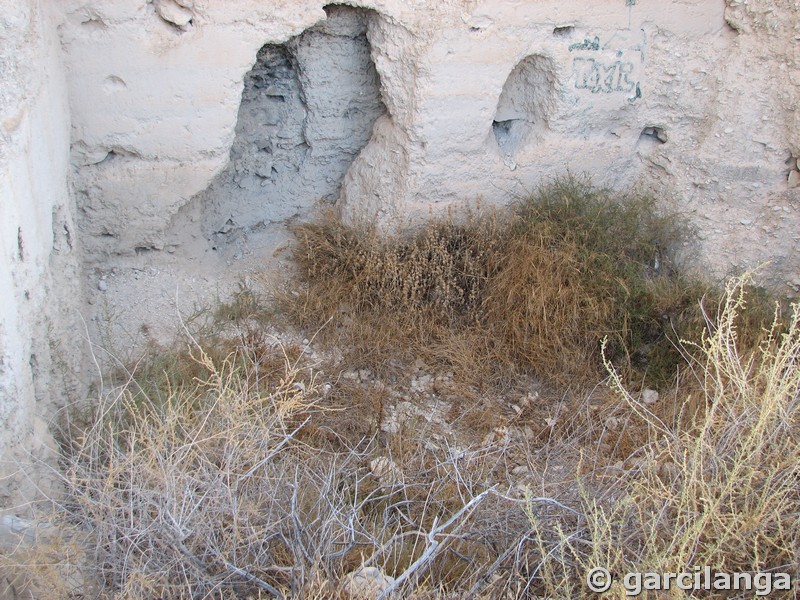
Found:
0,0 -> 798,511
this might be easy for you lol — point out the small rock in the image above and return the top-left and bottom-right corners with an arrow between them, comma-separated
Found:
97,279 -> 108,292
642,389 -> 659,405
605,416 -> 620,430
788,170 -> 800,188
342,566 -> 396,599
154,0 -> 193,28
511,465 -> 529,476
369,457 -> 401,487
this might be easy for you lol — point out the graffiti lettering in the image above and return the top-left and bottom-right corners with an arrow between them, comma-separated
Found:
569,36 -> 601,52
573,57 -> 636,94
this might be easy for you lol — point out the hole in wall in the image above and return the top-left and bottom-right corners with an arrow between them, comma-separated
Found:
94,148 -> 141,166
552,26 -> 575,38
80,17 -> 107,31
492,54 -> 557,159
492,120 -> 514,146
639,126 -> 668,144
787,153 -> 800,189
102,76 -> 128,94
198,4 -> 387,245
52,207 -> 73,254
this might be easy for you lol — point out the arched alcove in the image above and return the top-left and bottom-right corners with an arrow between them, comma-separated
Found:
492,54 -> 557,159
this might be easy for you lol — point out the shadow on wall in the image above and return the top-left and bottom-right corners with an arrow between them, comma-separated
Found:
492,54 -> 558,160
199,4 -> 387,245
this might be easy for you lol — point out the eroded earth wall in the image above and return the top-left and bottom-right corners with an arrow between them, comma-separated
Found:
0,0 -> 85,511
1,0 -> 799,511
60,0 -> 800,289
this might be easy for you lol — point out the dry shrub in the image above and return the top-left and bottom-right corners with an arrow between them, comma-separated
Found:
60,344 -> 330,598
523,276 -> 800,598
286,176 -> 757,389
9,178 -> 796,599
9,275 -> 797,598
43,336 -> 526,599
0,519 -> 90,600
287,206 -> 512,387
483,227 -> 613,382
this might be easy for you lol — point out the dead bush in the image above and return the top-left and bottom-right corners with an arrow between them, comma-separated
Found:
286,175 -> 782,390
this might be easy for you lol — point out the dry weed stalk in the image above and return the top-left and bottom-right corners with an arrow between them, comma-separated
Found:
39,338 -> 534,599
524,275 -> 800,598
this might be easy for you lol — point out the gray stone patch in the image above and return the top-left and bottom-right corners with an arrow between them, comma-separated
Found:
199,5 -> 387,247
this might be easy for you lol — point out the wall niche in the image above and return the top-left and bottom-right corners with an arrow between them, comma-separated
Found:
199,5 -> 387,245
492,54 -> 557,160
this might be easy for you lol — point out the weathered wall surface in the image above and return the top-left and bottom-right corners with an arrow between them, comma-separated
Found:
0,0 -> 85,511
60,0 -> 800,290
0,0 -> 797,510
199,5 -> 387,244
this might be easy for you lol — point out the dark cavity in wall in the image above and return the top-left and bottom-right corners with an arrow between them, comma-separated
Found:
639,126 -> 667,144
199,5 -> 386,243
552,26 -> 575,38
492,54 -> 557,160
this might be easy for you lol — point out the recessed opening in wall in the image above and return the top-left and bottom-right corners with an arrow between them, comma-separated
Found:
786,153 -> 800,188
552,26 -> 575,38
197,4 -> 386,243
639,126 -> 668,145
492,54 -> 557,160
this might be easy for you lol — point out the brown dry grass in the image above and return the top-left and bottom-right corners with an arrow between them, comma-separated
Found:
3,178 -> 798,599
4,275 -> 798,599
284,176 -> 780,393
